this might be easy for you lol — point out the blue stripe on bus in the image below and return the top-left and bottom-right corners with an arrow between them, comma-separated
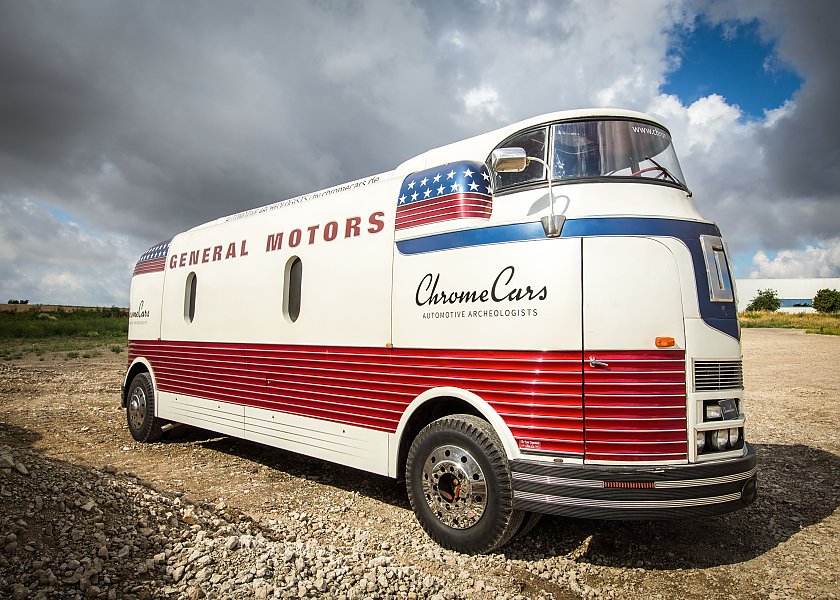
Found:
395,217 -> 739,340
395,217 -> 721,253
561,217 -> 720,239
395,221 -> 546,255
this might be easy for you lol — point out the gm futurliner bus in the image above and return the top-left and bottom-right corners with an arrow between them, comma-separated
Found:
123,108 -> 756,553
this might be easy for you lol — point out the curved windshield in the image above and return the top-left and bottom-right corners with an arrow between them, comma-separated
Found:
551,120 -> 687,188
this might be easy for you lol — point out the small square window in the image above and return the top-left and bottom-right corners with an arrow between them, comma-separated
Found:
700,236 -> 734,302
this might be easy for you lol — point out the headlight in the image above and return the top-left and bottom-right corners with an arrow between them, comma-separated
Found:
695,431 -> 706,454
729,427 -> 740,447
705,404 -> 722,420
710,429 -> 729,451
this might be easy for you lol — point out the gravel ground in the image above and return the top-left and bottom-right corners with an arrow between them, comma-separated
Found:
1,328 -> 839,599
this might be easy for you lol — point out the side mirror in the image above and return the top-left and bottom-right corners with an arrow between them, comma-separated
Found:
490,147 -> 528,173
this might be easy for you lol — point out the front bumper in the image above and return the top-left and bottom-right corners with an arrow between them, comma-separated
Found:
511,443 -> 756,520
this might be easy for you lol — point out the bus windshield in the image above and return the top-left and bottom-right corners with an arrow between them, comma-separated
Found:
551,120 -> 687,188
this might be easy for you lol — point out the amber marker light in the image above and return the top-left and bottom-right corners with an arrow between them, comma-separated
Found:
655,337 -> 675,348
604,481 -> 655,489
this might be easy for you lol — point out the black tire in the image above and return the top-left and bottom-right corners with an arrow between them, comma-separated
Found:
126,372 -> 164,443
512,511 -> 544,541
405,414 -> 524,554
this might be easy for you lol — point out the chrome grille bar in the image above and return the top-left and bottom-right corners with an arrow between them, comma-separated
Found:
694,360 -> 743,391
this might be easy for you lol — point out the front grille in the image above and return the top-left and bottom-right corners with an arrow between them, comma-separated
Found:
694,360 -> 743,391
584,350 -> 687,461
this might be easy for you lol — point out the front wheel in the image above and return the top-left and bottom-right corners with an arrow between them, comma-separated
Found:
126,372 -> 164,442
405,414 -> 524,553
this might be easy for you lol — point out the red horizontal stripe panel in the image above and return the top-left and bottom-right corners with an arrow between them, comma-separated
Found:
583,350 -> 687,461
128,341 -> 584,454
127,342 -> 687,460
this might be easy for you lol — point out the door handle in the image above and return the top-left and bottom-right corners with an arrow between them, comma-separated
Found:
588,356 -> 609,369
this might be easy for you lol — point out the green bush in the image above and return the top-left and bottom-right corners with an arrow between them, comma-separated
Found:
813,288 -> 840,313
746,289 -> 781,312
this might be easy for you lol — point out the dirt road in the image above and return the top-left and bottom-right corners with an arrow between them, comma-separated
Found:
1,328 -> 839,598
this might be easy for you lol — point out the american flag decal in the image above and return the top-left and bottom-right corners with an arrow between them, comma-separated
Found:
395,161 -> 492,230
133,239 -> 171,276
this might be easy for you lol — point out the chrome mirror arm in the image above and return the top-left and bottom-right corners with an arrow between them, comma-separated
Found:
489,147 -> 564,237
525,156 -> 563,238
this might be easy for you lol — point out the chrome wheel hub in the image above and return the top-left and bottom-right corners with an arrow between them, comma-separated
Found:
422,444 -> 487,529
128,387 -> 147,431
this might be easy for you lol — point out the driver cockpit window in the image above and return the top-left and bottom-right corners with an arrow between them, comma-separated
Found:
490,127 -> 547,190
488,119 -> 687,193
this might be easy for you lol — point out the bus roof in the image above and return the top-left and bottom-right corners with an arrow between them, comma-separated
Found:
396,107 -> 665,175
192,108 -> 664,232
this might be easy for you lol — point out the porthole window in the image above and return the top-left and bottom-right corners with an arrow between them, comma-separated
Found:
284,257 -> 302,323
184,272 -> 197,323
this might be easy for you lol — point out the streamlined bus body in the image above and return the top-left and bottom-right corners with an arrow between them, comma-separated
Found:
123,108 -> 756,553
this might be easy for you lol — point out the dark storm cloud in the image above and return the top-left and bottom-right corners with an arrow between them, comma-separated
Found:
696,0 -> 840,246
757,2 -> 840,203
0,1 -> 451,242
0,0 -> 606,251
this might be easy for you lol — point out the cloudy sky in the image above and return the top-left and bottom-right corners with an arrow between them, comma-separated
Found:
1,0 -> 838,306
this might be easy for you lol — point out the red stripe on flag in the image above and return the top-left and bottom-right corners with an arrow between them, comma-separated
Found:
397,205 -> 492,228
396,193 -> 492,230
133,257 -> 167,276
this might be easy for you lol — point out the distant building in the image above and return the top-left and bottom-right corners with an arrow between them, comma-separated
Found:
734,278 -> 840,313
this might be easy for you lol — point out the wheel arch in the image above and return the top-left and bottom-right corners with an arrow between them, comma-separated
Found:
121,358 -> 157,408
390,386 -> 519,478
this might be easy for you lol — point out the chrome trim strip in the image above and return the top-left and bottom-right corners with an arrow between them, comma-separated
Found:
654,466 -> 756,488
514,490 -> 742,509
512,472 -> 604,488
695,419 -> 745,431
512,467 -> 756,490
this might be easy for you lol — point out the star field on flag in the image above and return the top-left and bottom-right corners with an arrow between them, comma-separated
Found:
396,161 -> 492,230
133,239 -> 171,276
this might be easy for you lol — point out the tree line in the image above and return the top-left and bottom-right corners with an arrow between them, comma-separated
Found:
746,288 -> 840,313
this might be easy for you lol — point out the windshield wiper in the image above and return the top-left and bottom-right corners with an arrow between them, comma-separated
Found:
644,156 -> 687,192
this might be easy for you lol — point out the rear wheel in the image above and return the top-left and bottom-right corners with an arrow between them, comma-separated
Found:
126,372 -> 164,443
406,414 -> 524,553
513,511 -> 543,540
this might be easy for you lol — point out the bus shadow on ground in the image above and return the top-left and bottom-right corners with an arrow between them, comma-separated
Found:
169,432 -> 839,568
505,443 -> 840,568
0,420 -> 42,449
174,427 -> 411,509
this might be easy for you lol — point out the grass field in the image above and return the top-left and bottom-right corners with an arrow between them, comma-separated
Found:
739,311 -> 840,335
0,308 -> 128,360
0,306 -> 127,338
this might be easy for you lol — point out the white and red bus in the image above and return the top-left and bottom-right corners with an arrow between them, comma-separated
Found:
123,108 -> 756,553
